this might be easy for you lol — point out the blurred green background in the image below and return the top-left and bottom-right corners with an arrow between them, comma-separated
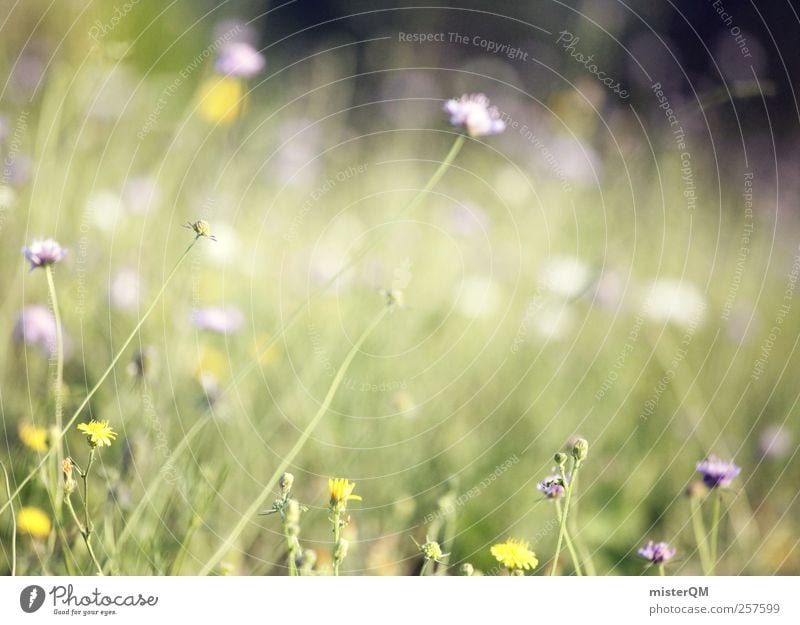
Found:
1,0 -> 798,575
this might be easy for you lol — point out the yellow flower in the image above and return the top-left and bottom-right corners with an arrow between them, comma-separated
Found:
490,538 -> 538,572
77,420 -> 117,448
328,478 -> 362,509
194,346 -> 228,382
16,506 -> 52,539
18,422 -> 48,452
198,77 -> 244,124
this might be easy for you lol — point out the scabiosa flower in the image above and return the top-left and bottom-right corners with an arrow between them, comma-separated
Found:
192,306 -> 244,335
77,420 -> 117,448
638,541 -> 677,564
16,506 -> 52,539
215,42 -> 265,77
490,538 -> 538,572
18,422 -> 48,453
328,477 -> 362,511
537,475 -> 568,498
444,93 -> 506,137
696,455 -> 741,489
22,237 -> 66,270
12,305 -> 56,353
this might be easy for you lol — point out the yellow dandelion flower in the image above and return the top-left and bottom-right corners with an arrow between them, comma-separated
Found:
329,478 -> 362,509
77,420 -> 117,448
194,346 -> 228,383
16,506 -> 52,539
490,538 -> 538,572
198,77 -> 244,124
18,422 -> 48,453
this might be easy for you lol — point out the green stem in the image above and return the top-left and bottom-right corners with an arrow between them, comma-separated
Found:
0,462 -> 16,576
331,509 -> 342,577
419,559 -> 430,577
45,265 -> 65,516
555,499 -> 583,576
658,563 -> 666,576
551,460 -> 581,576
0,240 -> 198,518
690,495 -> 712,575
198,306 -> 389,576
709,490 -> 722,576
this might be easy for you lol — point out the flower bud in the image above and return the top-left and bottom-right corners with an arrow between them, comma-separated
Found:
279,472 -> 294,496
459,562 -> 475,576
571,438 -> 588,461
334,538 -> 349,563
554,452 -> 568,467
62,458 -> 77,495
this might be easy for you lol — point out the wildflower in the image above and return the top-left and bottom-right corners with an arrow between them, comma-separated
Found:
537,475 -> 567,499
77,420 -> 117,448
572,437 -> 589,461
540,256 -> 591,299
63,457 -> 77,495
637,541 -> 676,564
279,472 -> 295,496
198,76 -> 244,124
642,279 -> 707,329
696,456 -> 741,489
554,452 -> 568,467
459,562 -> 475,576
490,538 -> 538,572
329,477 -> 362,510
12,305 -> 56,353
16,506 -> 52,539
420,540 -> 446,562
215,42 -> 265,77
444,93 -> 506,137
192,306 -> 244,335
18,422 -> 48,453
22,237 -> 67,270
184,219 -> 217,241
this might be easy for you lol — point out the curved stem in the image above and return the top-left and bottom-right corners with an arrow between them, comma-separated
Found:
0,462 -> 16,576
0,240 -> 198,518
45,265 -> 65,516
555,499 -> 583,576
198,306 -> 389,576
551,460 -> 581,576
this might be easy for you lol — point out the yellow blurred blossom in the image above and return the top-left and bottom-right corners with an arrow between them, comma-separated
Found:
198,77 -> 244,124
16,506 -> 52,539
18,422 -> 48,452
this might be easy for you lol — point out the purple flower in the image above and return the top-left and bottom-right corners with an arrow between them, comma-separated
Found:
192,306 -> 244,335
13,305 -> 56,353
214,42 -> 265,78
444,93 -> 506,137
22,238 -> 66,270
638,541 -> 676,564
696,455 -> 741,489
537,475 -> 567,498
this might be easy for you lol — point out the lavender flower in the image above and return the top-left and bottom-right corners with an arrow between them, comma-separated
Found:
22,238 -> 66,270
192,306 -> 244,335
637,541 -> 676,564
13,305 -> 56,353
696,455 -> 741,489
537,475 -> 567,498
215,42 -> 265,77
444,93 -> 506,137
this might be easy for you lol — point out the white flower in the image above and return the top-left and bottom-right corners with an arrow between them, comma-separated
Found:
192,306 -> 244,335
454,276 -> 501,319
215,42 -> 265,77
110,269 -> 142,311
540,256 -> 591,299
533,303 -> 577,340
444,93 -> 506,137
641,279 -> 706,329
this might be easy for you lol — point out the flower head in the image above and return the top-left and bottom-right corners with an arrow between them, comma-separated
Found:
12,305 -> 57,354
192,306 -> 244,335
184,219 -> 217,241
18,422 -> 48,452
328,477 -> 362,510
198,77 -> 244,124
16,506 -> 52,539
77,420 -> 117,448
22,237 -> 67,270
490,538 -> 538,572
215,42 -> 265,77
418,539 -> 447,562
637,541 -> 676,564
537,474 -> 567,499
444,93 -> 506,137
696,455 -> 741,489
